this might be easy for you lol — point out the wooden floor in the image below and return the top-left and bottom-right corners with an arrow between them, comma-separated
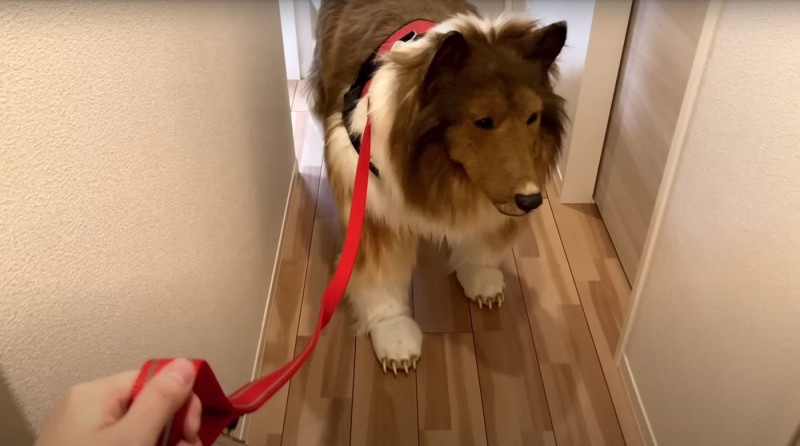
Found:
245,81 -> 643,446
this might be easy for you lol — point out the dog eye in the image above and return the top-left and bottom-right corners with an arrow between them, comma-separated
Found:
527,112 -> 539,125
474,118 -> 494,130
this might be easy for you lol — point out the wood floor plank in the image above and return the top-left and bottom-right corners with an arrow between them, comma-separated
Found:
470,257 -> 555,446
296,161 -> 341,337
539,363 -> 591,446
279,121 -> 358,445
245,171 -> 318,445
246,111 -> 324,446
417,333 -> 488,446
281,312 -> 356,446
288,79 -> 298,110
297,214 -> 340,336
293,79 -> 309,112
546,182 -> 643,446
412,242 -> 472,333
546,181 -> 630,355
515,199 -> 626,446
292,112 -> 326,174
351,336 -> 419,446
315,160 -> 341,223
290,111 -> 304,161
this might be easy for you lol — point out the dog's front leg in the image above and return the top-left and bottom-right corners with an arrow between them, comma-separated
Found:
449,223 -> 522,309
347,219 -> 421,375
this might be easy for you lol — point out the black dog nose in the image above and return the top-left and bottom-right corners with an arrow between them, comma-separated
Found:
514,193 -> 543,212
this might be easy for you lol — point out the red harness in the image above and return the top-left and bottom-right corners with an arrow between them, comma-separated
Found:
130,19 -> 436,446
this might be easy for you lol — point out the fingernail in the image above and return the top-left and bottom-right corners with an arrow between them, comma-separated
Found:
165,358 -> 195,385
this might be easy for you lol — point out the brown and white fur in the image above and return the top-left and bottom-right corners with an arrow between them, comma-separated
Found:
307,0 -> 567,373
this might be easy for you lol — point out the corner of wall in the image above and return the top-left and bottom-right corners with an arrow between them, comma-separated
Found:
615,0 -> 723,364
613,3 -> 723,444
0,370 -> 35,446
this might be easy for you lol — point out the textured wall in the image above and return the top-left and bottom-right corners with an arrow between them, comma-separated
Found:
0,1 -> 294,439
625,2 -> 800,444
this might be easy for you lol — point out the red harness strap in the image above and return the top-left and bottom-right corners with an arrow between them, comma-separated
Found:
130,19 -> 436,446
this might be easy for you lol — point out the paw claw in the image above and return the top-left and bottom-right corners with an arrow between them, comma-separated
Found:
376,356 -> 421,375
472,290 -> 506,310
370,315 -> 422,376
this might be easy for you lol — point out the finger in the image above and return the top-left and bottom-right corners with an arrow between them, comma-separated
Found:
120,359 -> 196,442
92,370 -> 140,389
98,371 -> 140,421
177,440 -> 202,446
182,393 -> 202,441
58,370 -> 140,430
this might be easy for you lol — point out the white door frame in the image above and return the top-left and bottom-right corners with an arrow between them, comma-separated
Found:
279,0 -> 318,80
553,0 -> 632,203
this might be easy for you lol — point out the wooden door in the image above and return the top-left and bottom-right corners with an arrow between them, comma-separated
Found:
595,0 -> 711,281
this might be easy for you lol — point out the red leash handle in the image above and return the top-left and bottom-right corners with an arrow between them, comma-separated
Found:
131,121 -> 373,446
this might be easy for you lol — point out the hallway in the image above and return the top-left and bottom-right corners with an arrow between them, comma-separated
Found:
245,81 -> 642,446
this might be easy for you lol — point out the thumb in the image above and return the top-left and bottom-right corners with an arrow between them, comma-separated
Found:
119,359 -> 196,443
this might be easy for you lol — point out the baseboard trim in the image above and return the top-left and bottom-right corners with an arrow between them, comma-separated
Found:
619,353 -> 658,446
239,160 -> 299,442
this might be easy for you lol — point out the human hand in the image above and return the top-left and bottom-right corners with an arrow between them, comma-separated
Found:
35,358 -> 202,446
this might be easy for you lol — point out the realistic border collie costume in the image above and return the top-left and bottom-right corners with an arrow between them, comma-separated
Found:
307,0 -> 567,374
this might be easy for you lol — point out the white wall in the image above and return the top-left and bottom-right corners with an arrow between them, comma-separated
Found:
472,0 -> 510,17
0,2 -> 295,442
622,2 -> 800,444
526,0 -> 595,174
280,0 -> 302,80
279,0 -> 319,79
527,0 -> 631,203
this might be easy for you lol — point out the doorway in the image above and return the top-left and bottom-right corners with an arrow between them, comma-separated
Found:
249,2 -> 647,445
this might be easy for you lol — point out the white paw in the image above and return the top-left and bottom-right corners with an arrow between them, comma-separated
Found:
456,265 -> 506,309
369,315 -> 422,376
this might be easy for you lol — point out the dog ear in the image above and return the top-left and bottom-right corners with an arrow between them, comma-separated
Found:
525,21 -> 567,69
424,31 -> 470,87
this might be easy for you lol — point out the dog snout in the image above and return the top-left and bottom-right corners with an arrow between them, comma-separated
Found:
514,193 -> 543,213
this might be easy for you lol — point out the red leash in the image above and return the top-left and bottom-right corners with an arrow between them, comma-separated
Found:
131,20 -> 436,446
